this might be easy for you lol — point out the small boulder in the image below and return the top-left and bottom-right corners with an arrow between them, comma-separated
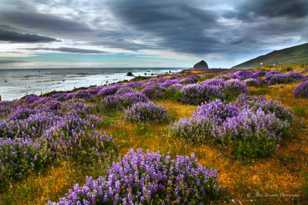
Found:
127,72 -> 134,76
193,60 -> 209,69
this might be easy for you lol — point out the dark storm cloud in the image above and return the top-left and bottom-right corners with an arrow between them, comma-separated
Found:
223,0 -> 308,53
0,11 -> 93,35
28,47 -> 107,54
109,0 -> 221,54
238,0 -> 308,19
0,29 -> 57,43
0,0 -> 307,67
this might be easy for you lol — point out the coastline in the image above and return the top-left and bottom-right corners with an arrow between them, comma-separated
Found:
0,67 -> 183,101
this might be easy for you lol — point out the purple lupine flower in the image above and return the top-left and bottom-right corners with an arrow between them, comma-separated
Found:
251,70 -> 266,78
103,91 -> 149,110
231,70 -> 254,80
97,85 -> 121,97
159,79 -> 180,88
264,70 -> 281,78
236,95 -> 292,122
193,100 -> 239,124
33,97 -> 61,111
219,108 -> 288,141
202,78 -> 225,87
125,81 -> 145,88
294,80 -> 308,98
223,79 -> 248,95
50,149 -> 219,205
244,78 -> 262,86
167,83 -> 183,92
73,89 -> 93,99
115,87 -> 135,95
0,137 -> 53,188
49,92 -> 69,102
180,75 -> 199,84
61,100 -> 91,115
265,71 -> 304,85
0,101 -> 13,117
173,97 -> 292,157
20,94 -> 41,104
286,72 -> 304,80
124,102 -> 168,122
142,84 -> 166,99
9,107 -> 36,120
180,84 -> 206,105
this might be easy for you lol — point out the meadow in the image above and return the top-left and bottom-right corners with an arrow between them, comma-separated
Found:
0,65 -> 307,205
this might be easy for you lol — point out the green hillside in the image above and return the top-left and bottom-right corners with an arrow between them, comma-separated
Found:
233,43 -> 308,68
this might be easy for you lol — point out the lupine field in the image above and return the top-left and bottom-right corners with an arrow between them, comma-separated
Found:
0,65 -> 307,205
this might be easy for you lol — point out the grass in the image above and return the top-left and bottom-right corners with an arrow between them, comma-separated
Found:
0,67 -> 307,205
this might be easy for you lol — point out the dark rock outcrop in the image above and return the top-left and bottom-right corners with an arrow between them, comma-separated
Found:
127,72 -> 134,76
193,60 -> 208,69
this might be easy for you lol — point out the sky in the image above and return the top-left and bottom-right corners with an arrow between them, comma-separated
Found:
0,0 -> 307,69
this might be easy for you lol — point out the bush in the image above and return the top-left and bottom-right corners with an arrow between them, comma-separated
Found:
43,113 -> 116,163
193,100 -> 239,124
202,78 -> 225,87
244,78 -> 261,86
180,79 -> 247,105
265,72 -> 304,85
171,118 -> 211,143
159,79 -> 180,88
165,84 -> 183,100
18,111 -> 61,138
236,95 -> 293,122
222,108 -> 287,158
142,84 -> 166,99
0,101 -> 13,118
233,134 -> 277,159
251,70 -> 266,78
115,87 -> 134,95
50,149 -> 220,205
180,75 -> 198,84
0,111 -> 60,139
33,97 -> 61,111
232,70 -> 254,80
0,89 -> 117,189
294,80 -> 308,98
0,138 -> 53,189
60,100 -> 91,116
180,84 -> 206,105
102,91 -> 149,110
125,102 -> 168,122
58,132 -> 115,164
44,113 -> 98,141
9,107 -> 36,120
172,99 -> 292,159
222,79 -> 248,101
73,89 -> 92,99
97,85 -> 121,97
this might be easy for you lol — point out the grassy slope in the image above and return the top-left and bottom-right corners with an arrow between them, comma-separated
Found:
0,68 -> 307,205
233,43 -> 308,68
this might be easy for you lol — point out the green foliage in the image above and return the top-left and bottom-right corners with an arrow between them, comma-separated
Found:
233,135 -> 278,159
165,89 -> 183,101
293,106 -> 307,117
134,123 -> 150,136
66,134 -> 116,165
0,140 -> 54,190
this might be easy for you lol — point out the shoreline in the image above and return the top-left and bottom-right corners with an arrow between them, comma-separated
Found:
0,67 -> 184,101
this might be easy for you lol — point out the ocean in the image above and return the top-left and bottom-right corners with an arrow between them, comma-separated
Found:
0,67 -> 183,101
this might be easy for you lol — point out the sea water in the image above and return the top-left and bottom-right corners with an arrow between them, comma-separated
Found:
0,67 -> 182,101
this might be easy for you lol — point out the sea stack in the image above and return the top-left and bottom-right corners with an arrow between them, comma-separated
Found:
193,60 -> 209,69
